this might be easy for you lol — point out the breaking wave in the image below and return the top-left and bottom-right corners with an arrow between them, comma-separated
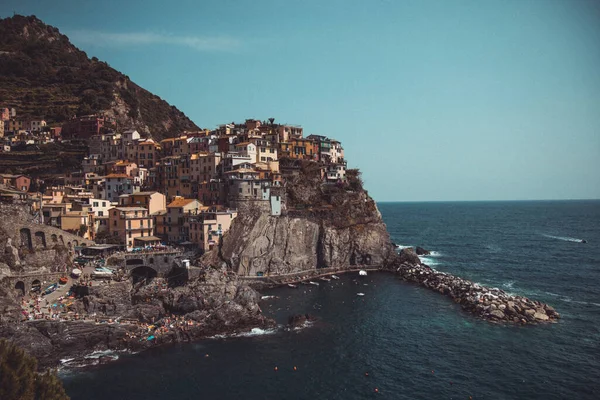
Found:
419,250 -> 442,267
234,327 -> 279,337
58,350 -> 126,370
210,327 -> 280,339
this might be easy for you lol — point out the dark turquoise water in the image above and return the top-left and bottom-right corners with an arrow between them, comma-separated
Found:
61,201 -> 600,399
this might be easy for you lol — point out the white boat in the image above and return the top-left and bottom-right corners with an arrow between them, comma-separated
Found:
331,275 -> 340,280
359,270 -> 367,276
287,284 -> 298,288
309,281 -> 319,286
320,277 -> 331,282
357,293 -> 365,296
71,268 -> 82,278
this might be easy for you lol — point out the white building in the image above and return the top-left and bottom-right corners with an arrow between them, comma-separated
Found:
97,174 -> 141,202
86,198 -> 113,217
326,163 -> 346,182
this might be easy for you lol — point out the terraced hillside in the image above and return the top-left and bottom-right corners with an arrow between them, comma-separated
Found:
0,15 -> 199,139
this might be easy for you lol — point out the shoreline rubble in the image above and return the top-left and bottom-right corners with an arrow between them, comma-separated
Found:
393,248 -> 559,324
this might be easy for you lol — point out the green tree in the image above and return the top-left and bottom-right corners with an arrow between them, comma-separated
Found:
0,339 -> 70,400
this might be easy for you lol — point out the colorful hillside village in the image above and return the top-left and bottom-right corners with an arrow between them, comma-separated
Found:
0,111 -> 347,252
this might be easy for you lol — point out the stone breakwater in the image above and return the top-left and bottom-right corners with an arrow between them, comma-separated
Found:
393,251 -> 559,324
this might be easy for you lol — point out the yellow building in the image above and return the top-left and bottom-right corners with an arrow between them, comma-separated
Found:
60,211 -> 90,239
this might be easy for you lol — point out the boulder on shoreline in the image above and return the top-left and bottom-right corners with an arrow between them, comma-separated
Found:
415,246 -> 431,256
398,248 -> 421,265
287,313 -> 316,329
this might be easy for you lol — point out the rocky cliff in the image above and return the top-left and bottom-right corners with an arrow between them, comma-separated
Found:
202,164 -> 395,276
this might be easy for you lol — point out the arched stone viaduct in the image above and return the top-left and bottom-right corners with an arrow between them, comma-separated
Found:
2,272 -> 65,297
11,223 -> 94,253
106,251 -> 190,279
2,221 -> 95,296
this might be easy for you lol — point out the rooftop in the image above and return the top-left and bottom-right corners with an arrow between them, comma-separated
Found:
134,191 -> 161,196
167,198 -> 197,208
110,207 -> 148,212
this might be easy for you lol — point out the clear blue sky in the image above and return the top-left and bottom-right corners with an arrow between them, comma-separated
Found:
2,0 -> 599,201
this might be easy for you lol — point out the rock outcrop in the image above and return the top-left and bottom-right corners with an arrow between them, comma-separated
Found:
4,238 -> 21,268
415,246 -> 430,256
0,268 -> 273,368
202,189 -> 394,276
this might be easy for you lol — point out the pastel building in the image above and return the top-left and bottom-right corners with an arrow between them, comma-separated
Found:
163,197 -> 203,243
108,206 -> 154,249
119,191 -> 166,215
187,209 -> 238,252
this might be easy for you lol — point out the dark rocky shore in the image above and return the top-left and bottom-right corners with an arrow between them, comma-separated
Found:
391,248 -> 560,324
0,268 -> 275,369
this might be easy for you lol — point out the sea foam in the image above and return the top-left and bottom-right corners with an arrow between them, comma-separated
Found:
541,234 -> 584,243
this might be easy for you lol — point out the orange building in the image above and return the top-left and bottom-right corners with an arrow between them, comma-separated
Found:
279,138 -> 318,160
126,138 -> 161,168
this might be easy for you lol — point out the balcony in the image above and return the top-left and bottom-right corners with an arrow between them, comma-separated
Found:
126,227 -> 152,232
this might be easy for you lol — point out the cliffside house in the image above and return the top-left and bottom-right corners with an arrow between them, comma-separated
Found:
186,208 -> 238,252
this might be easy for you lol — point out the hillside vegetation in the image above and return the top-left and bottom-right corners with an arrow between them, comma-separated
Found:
0,339 -> 69,400
0,15 -> 199,140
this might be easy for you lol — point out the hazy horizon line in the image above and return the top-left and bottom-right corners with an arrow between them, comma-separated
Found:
376,198 -> 600,203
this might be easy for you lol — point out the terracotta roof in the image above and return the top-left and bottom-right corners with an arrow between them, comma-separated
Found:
167,198 -> 197,208
236,142 -> 251,146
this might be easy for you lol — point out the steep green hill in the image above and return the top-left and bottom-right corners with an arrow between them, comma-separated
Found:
0,14 -> 199,140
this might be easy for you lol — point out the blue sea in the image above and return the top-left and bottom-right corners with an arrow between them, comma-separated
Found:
61,200 -> 600,399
